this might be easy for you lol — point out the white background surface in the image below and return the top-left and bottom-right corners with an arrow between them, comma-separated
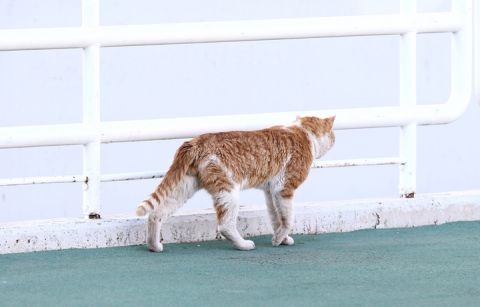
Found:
0,0 -> 478,222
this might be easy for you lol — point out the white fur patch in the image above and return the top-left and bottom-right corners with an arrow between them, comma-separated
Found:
214,186 -> 241,227
267,154 -> 291,193
240,179 -> 249,190
302,130 -> 319,158
304,131 -> 333,159
199,154 -> 234,179
216,185 -> 239,204
316,134 -> 334,158
198,154 -> 218,171
163,175 -> 199,211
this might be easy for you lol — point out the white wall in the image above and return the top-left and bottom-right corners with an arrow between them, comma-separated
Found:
0,0 -> 479,222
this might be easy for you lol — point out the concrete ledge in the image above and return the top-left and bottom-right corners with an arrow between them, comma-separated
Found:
1,190 -> 480,254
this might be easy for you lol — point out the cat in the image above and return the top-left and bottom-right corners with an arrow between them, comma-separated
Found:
136,116 -> 336,252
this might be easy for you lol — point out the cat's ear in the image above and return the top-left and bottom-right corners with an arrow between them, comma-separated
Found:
295,115 -> 302,124
325,116 -> 336,130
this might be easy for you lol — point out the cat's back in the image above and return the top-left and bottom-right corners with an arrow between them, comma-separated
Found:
193,126 -> 301,154
190,126 -> 312,186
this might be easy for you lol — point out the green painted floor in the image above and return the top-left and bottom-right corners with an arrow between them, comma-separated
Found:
1,222 -> 479,307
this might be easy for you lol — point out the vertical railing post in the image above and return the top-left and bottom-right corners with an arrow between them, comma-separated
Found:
449,0 -> 473,110
473,0 -> 480,106
82,0 -> 101,218
399,0 -> 417,198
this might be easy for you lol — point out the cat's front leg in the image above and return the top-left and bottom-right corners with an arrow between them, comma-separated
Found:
271,194 -> 295,247
147,212 -> 163,252
265,189 -> 294,245
264,189 -> 282,233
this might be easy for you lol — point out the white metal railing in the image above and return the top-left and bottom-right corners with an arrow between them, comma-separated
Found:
0,0 -> 476,218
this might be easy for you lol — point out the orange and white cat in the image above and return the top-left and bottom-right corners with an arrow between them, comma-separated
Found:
136,116 -> 335,252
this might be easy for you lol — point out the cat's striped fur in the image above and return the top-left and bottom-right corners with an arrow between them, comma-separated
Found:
137,116 -> 335,252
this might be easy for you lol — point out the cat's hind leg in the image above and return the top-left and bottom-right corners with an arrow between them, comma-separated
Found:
199,159 -> 255,251
213,189 -> 255,251
147,175 -> 199,252
147,212 -> 163,252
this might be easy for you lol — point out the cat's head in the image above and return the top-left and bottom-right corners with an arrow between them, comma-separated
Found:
296,116 -> 336,159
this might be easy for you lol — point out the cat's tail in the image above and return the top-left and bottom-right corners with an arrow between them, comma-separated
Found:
136,141 -> 197,216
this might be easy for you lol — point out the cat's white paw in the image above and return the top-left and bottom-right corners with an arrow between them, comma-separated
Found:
148,242 -> 164,253
272,235 -> 294,246
281,236 -> 295,246
272,237 -> 282,246
234,239 -> 256,251
272,236 -> 282,246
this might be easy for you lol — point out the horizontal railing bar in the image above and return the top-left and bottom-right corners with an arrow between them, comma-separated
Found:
102,157 -> 405,182
0,101 -> 470,149
0,172 -> 163,186
312,157 -> 405,168
99,105 -> 449,143
0,157 -> 403,186
0,13 -> 464,51
101,171 -> 166,182
0,124 -> 95,149
0,173 -> 164,186
0,175 -> 87,186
